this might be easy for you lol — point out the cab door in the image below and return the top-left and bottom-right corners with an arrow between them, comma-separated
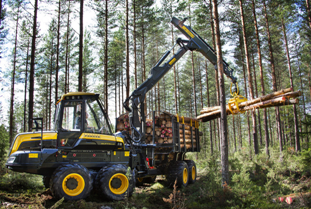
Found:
82,97 -> 117,147
57,100 -> 84,149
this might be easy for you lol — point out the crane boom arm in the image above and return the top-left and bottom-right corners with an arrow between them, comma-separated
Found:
171,17 -> 236,83
123,17 -> 237,143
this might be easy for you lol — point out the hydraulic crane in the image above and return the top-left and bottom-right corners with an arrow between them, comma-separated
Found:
124,17 -> 237,144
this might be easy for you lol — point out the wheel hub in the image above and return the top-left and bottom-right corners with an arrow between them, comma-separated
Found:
62,173 -> 85,196
111,178 -> 122,189
109,173 -> 129,195
66,177 -> 78,190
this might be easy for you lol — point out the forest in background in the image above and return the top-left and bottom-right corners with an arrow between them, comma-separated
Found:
0,0 -> 310,208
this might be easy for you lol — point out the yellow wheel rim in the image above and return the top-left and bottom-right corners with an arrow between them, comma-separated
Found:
109,173 -> 129,195
191,166 -> 196,180
62,173 -> 85,196
183,168 -> 188,184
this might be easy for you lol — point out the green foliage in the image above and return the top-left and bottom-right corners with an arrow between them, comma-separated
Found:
0,172 -> 44,193
299,148 -> 311,173
0,124 -> 9,174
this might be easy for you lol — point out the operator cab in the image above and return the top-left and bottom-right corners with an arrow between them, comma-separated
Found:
55,92 -> 111,134
55,92 -> 115,148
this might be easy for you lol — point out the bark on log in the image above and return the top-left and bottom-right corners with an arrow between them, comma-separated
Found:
180,143 -> 197,149
200,88 -> 296,114
180,139 -> 197,143
198,97 -> 299,122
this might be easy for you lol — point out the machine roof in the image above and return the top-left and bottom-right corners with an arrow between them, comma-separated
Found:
61,92 -> 97,100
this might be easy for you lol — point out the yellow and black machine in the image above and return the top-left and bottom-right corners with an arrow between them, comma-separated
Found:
6,17 -> 239,201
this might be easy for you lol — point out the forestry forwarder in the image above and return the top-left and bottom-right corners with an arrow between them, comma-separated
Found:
6,17 -> 238,201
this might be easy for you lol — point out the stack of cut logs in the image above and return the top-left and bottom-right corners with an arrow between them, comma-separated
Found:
197,88 -> 301,122
116,113 -> 131,134
116,112 -> 199,149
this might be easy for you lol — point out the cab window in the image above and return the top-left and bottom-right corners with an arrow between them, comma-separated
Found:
85,98 -> 111,134
62,101 -> 82,131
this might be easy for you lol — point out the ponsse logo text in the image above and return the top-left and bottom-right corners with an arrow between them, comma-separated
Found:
85,134 -> 100,138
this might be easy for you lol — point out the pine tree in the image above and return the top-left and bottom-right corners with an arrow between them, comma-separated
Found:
28,0 -> 39,131
239,0 -> 258,155
251,0 -> 269,156
213,0 -> 229,185
82,30 -> 96,92
78,0 -> 83,92
9,0 -> 22,144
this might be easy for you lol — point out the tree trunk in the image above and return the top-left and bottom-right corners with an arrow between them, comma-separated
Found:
10,3 -> 20,144
282,19 -> 300,152
240,33 -> 252,154
208,0 -> 220,148
263,0 -> 283,153
141,8 -> 146,115
233,116 -> 236,152
297,50 -> 308,147
307,0 -> 311,30
78,0 -> 83,92
118,68 -> 121,115
28,0 -> 38,132
45,75 -> 48,130
156,41 -> 160,112
199,64 -> 203,109
238,115 -> 242,149
268,109 -> 273,146
191,52 -> 197,117
133,0 -> 137,89
65,1 -> 70,94
104,0 -> 108,110
252,0 -> 269,156
49,37 -> 53,130
115,57 -> 117,118
239,0 -> 258,155
0,0 -> 2,26
172,24 -> 178,114
125,0 -> 129,107
55,0 -> 61,103
24,40 -> 30,132
205,62 -> 213,154
308,70 -> 311,99
252,53 -> 262,146
213,0 -> 229,185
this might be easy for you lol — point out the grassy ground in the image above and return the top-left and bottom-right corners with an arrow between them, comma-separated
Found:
1,148 -> 311,208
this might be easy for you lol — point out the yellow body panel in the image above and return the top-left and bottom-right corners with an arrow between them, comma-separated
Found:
10,132 -> 124,156
79,133 -> 123,143
61,92 -> 96,100
10,132 -> 57,155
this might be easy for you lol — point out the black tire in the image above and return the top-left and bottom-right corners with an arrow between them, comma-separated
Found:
95,164 -> 132,201
128,168 -> 136,197
50,164 -> 93,201
43,176 -> 51,188
185,160 -> 196,184
167,161 -> 189,188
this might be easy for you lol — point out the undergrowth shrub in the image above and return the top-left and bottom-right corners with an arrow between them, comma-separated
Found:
0,172 -> 44,192
0,124 -> 9,176
299,148 -> 311,173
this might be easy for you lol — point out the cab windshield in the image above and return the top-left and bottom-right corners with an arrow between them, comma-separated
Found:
85,98 -> 112,134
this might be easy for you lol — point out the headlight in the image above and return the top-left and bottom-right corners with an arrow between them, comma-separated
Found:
7,157 -> 16,164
